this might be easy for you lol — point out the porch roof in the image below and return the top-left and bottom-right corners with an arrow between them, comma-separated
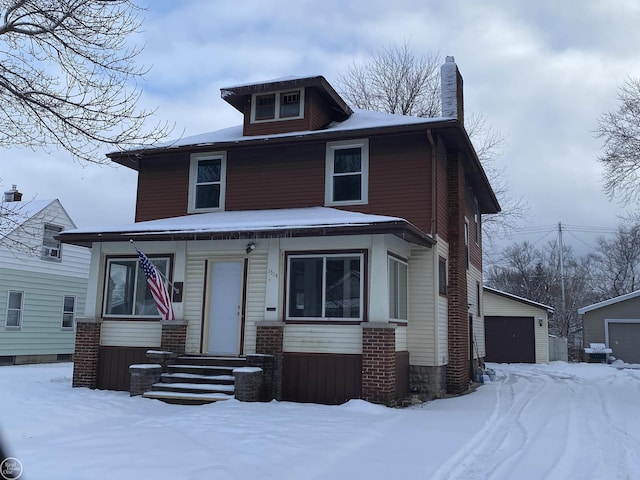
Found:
58,207 -> 435,248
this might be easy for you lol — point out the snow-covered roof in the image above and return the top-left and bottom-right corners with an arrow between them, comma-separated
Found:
59,206 -> 433,247
577,290 -> 640,315
110,109 -> 454,155
0,199 -> 55,238
484,286 -> 554,313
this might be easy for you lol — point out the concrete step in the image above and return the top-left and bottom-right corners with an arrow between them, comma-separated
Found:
142,390 -> 233,405
177,356 -> 247,368
166,364 -> 235,377
160,372 -> 235,385
151,382 -> 234,395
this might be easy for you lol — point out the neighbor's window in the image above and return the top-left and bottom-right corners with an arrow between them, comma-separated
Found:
62,295 -> 76,329
104,256 -> 171,317
188,152 -> 226,212
42,224 -> 63,260
438,257 -> 447,296
325,139 -> 369,205
287,253 -> 363,320
251,89 -> 304,122
389,256 -> 408,321
6,290 -> 23,328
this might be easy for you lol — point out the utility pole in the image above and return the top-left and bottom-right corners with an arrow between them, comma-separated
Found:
558,222 -> 566,337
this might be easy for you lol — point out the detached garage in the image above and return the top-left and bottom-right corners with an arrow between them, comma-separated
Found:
578,290 -> 640,364
483,287 -> 552,364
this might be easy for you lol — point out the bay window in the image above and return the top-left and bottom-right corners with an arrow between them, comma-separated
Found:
389,256 -> 408,321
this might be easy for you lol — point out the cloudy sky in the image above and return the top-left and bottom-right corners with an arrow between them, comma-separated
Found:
5,0 -> 640,255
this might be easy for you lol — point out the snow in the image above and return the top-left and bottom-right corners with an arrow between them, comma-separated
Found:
63,206 -> 406,236
2,361 -> 640,479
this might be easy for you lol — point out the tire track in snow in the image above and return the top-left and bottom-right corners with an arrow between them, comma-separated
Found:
430,369 -> 554,480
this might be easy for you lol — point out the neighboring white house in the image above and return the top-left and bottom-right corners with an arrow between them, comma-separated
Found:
0,186 -> 90,364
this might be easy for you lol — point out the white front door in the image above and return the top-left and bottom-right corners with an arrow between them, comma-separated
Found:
207,261 -> 243,355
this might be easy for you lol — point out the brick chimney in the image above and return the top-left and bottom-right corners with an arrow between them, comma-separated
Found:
441,56 -> 464,126
3,185 -> 22,202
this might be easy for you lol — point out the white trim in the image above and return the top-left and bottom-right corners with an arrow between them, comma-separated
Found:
325,139 -> 369,206
604,318 -> 640,348
578,290 -> 640,314
388,255 -> 408,321
250,88 -> 305,123
187,151 -> 227,213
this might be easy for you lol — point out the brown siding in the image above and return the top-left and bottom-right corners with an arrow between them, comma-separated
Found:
282,352 -> 362,404
136,154 -> 190,222
96,346 -> 150,391
395,351 -> 409,399
226,142 -> 325,210
466,194 -> 482,270
436,137 -> 449,239
307,89 -> 333,130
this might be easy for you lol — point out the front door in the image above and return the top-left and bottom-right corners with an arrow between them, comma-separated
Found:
206,260 -> 244,355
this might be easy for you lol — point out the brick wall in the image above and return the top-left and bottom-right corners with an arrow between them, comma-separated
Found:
72,318 -> 102,388
160,320 -> 187,356
446,154 -> 470,394
362,324 -> 397,406
255,322 -> 284,400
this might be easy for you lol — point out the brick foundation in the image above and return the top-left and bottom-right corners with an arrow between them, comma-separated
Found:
129,364 -> 162,396
255,322 -> 284,401
233,367 -> 264,402
362,323 -> 397,406
410,365 -> 446,400
160,320 -> 187,356
72,318 -> 102,388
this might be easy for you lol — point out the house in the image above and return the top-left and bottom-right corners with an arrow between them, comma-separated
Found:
483,286 -> 553,364
60,56 -> 500,405
578,290 -> 640,364
0,186 -> 90,364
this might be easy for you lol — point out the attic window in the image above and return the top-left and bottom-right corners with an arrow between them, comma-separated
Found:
42,224 -> 63,261
251,89 -> 304,123
280,91 -> 300,117
255,94 -> 275,120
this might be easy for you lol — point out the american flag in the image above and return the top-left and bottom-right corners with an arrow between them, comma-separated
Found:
135,247 -> 175,321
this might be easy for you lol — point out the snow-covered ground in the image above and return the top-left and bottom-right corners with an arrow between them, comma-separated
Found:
1,362 -> 639,480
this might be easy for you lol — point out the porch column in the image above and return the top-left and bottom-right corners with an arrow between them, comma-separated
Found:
362,323 -> 397,406
369,236 -> 389,322
72,318 -> 102,388
255,321 -> 284,401
160,320 -> 187,356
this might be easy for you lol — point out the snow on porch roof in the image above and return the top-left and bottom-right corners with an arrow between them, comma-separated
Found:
59,207 -> 434,247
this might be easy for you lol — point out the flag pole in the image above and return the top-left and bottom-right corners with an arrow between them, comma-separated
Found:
129,239 -> 178,295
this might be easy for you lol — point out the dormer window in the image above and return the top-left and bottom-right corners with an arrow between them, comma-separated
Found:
251,89 -> 304,123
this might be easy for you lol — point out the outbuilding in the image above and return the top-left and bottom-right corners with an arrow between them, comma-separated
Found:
578,290 -> 640,364
483,286 -> 552,364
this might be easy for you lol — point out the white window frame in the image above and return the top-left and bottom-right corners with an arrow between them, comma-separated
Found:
250,88 -> 305,123
188,152 -> 227,213
388,256 -> 408,322
6,290 -> 24,329
325,139 -> 369,206
103,256 -> 172,318
286,252 -> 364,321
61,295 -> 76,330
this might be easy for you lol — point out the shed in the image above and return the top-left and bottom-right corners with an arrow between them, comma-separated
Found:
483,286 -> 552,364
578,290 -> 640,364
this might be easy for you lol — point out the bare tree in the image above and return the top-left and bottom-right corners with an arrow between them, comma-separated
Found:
595,77 -> 640,203
337,41 -> 528,248
0,0 -> 169,164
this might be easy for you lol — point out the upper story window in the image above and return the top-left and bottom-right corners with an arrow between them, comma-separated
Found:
188,152 -> 226,213
287,253 -> 363,320
389,256 -> 408,321
6,290 -> 23,329
42,224 -> 63,261
325,139 -> 369,206
103,256 -> 171,318
250,89 -> 304,123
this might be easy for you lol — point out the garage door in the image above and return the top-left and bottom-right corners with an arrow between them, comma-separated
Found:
608,322 -> 640,364
485,316 -> 536,363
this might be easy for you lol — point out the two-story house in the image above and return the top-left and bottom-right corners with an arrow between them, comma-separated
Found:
61,57 -> 499,405
0,186 -> 90,364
